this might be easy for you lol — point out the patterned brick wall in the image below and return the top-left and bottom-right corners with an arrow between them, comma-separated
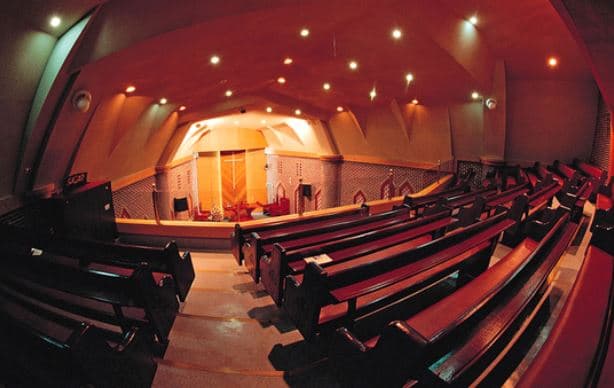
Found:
266,154 -> 446,211
156,159 -> 199,220
339,161 -> 442,205
590,94 -> 611,172
457,160 -> 485,188
112,176 -> 156,219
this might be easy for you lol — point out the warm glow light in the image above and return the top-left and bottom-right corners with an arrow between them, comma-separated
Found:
210,55 -> 220,65
50,16 -> 61,28
349,61 -> 358,70
295,109 -> 302,115
300,28 -> 310,37
261,119 -> 267,125
469,15 -> 478,25
266,106 -> 273,113
391,28 -> 402,39
283,57 -> 293,65
159,98 -> 168,105
471,91 -> 480,100
547,57 -> 559,68
277,77 -> 286,84
323,82 -> 331,91
125,86 -> 136,93
225,90 -> 233,97
234,120 -> 239,125
336,106 -> 344,112
411,99 -> 419,105
369,87 -> 377,101
179,106 -> 187,111
405,73 -> 414,83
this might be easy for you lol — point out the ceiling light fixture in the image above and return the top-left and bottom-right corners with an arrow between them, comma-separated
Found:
179,106 -> 187,111
125,86 -> 136,93
323,82 -> 331,91
405,73 -> 414,83
159,98 -> 168,105
283,57 -> 293,65
349,61 -> 358,70
277,77 -> 286,84
471,91 -> 480,100
411,99 -> 419,105
225,90 -> 233,97
469,15 -> 478,25
391,28 -> 402,39
336,106 -> 344,112
300,28 -> 310,37
266,106 -> 273,113
369,87 -> 377,101
547,56 -> 559,68
50,16 -> 61,28
295,109 -> 302,115
210,55 -> 220,65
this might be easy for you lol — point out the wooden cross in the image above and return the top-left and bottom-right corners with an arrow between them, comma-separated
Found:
223,154 -> 244,190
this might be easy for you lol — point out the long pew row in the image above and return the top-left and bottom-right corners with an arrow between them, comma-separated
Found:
0,218 -> 195,387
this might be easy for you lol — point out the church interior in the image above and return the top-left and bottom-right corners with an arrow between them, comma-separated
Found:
0,0 -> 613,386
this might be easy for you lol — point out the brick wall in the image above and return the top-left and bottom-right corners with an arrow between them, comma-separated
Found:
112,176 -> 156,219
590,93 -> 611,172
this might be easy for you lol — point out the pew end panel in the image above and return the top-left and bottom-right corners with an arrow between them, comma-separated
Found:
284,263 -> 328,340
231,224 -> 243,265
262,243 -> 286,306
243,232 -> 262,282
164,241 -> 195,302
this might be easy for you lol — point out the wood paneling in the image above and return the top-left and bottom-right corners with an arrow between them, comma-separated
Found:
221,150 -> 247,206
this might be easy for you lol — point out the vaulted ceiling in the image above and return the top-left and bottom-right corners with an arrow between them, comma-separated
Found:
41,0 -> 593,123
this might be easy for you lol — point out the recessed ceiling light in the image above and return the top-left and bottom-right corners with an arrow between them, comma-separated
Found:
392,28 -> 402,39
547,56 -> 559,68
159,98 -> 168,105
277,77 -> 286,84
405,73 -> 414,83
125,85 -> 136,93
323,82 -> 331,91
411,99 -> 419,105
336,106 -> 344,112
471,91 -> 480,100
283,57 -> 293,65
369,88 -> 377,101
300,28 -> 310,37
225,90 -> 233,97
210,55 -> 220,65
266,106 -> 273,113
295,109 -> 302,115
349,61 -> 358,70
49,16 -> 61,28
469,15 -> 478,25
179,106 -> 187,111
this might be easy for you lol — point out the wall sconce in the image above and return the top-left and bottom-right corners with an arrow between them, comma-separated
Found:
485,98 -> 497,110
72,90 -> 92,112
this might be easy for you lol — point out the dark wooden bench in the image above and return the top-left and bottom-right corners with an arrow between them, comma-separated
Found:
573,158 -> 608,202
0,285 -> 156,387
0,223 -> 194,302
284,205 -> 522,340
517,222 -> 614,388
481,183 -> 531,216
0,250 -> 179,352
593,179 -> 614,231
244,206 -> 410,282
331,208 -> 576,387
231,205 -> 369,265
402,184 -> 470,216
262,208 -> 455,305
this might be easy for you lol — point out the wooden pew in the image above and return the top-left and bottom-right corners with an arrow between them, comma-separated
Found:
517,221 -> 614,388
0,251 -> 179,352
231,205 -> 368,265
573,158 -> 608,202
0,287 -> 156,387
244,206 -> 409,282
402,184 -> 470,216
482,182 -> 531,216
0,223 -> 194,302
284,205 -> 523,340
439,186 -> 498,213
331,208 -> 576,387
262,208 -> 455,305
593,179 -> 614,231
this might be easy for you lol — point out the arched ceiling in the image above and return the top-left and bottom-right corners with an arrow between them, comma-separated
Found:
64,0 -> 592,121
